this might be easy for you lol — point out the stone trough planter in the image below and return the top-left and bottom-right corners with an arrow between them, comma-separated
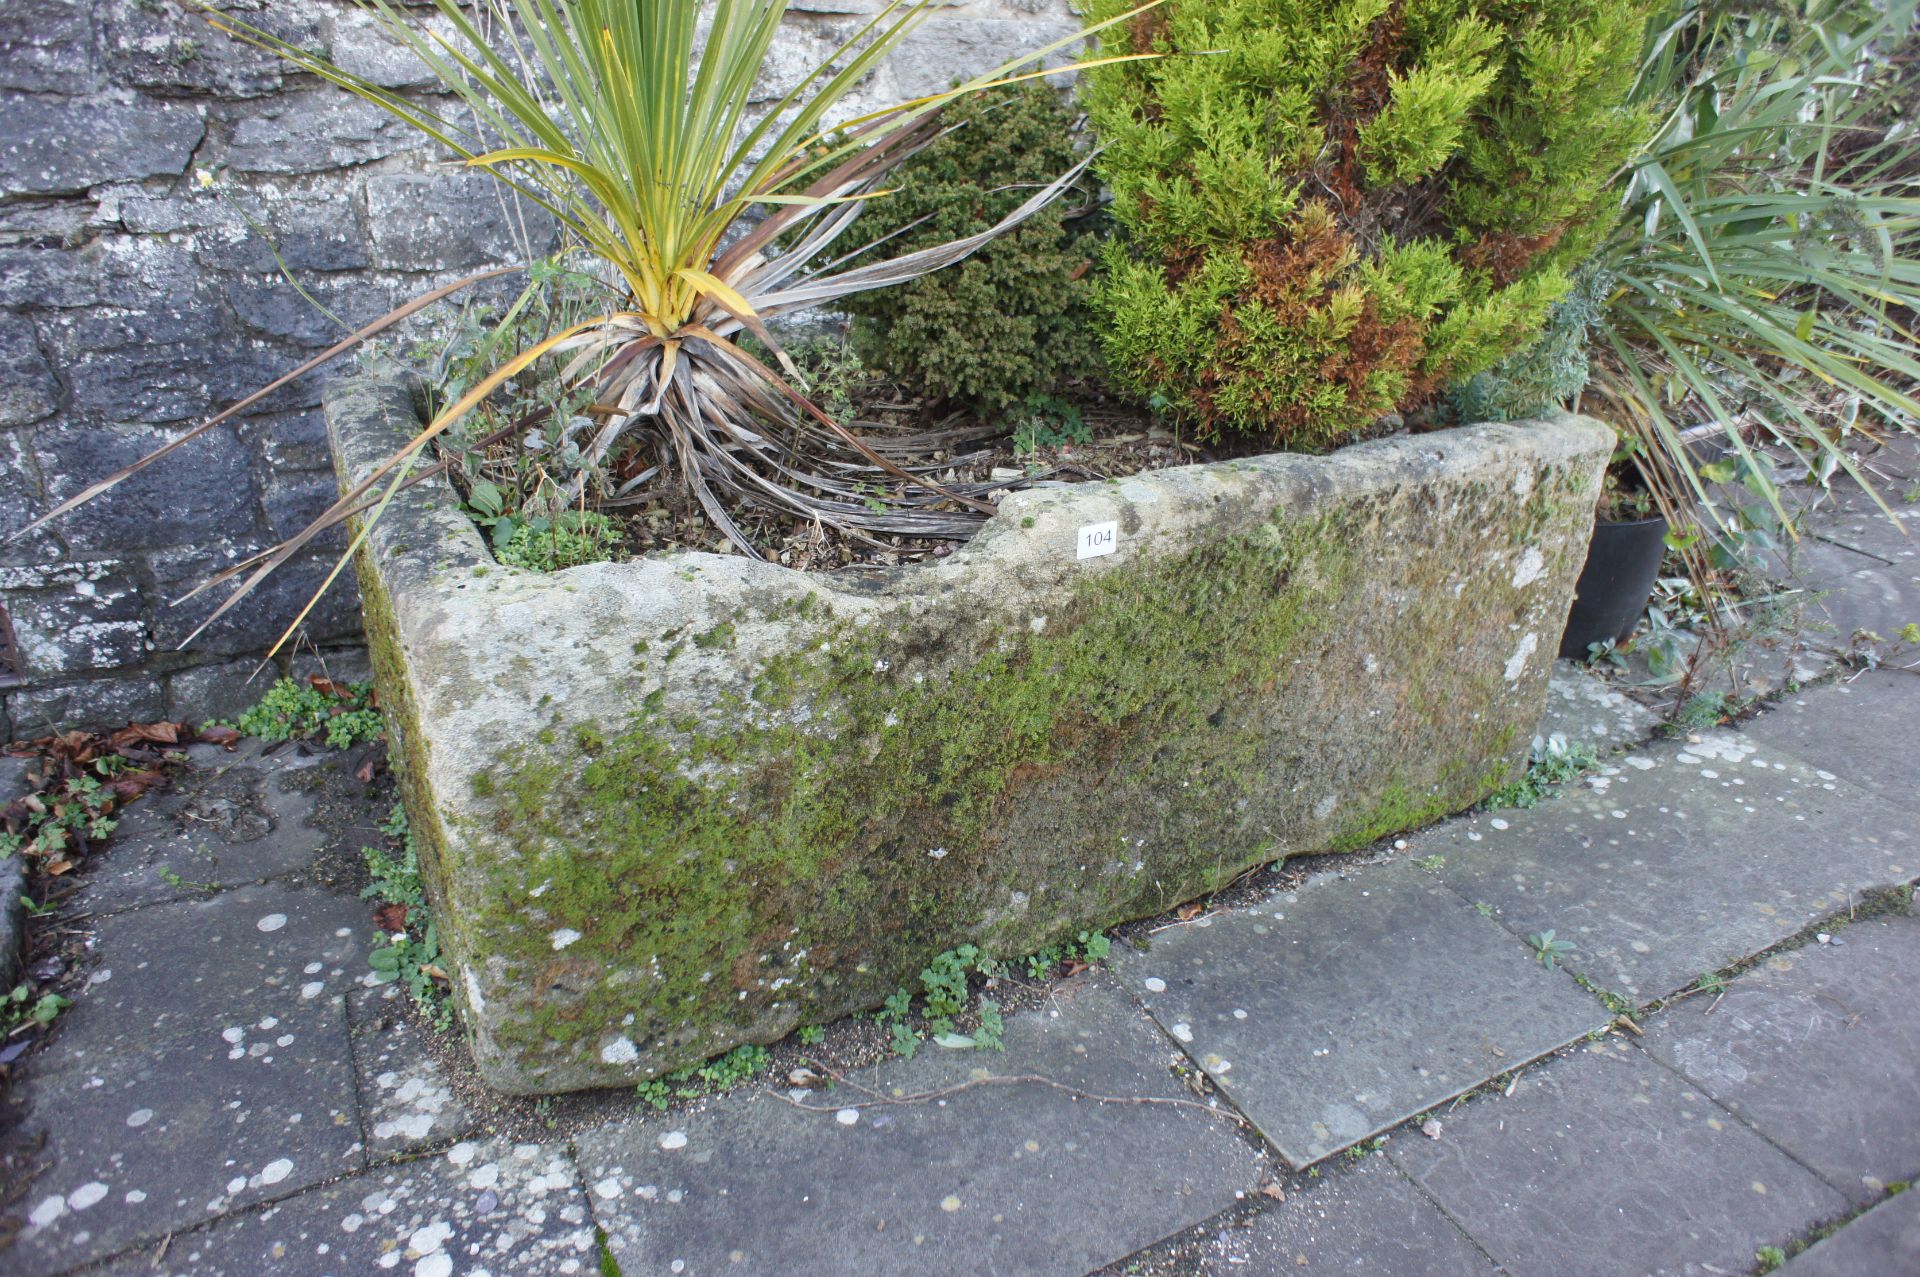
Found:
327,372 -> 1610,1094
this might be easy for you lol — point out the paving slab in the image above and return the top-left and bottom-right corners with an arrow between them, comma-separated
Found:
349,984 -> 475,1159
1739,672 -> 1920,815
1421,731 -> 1920,1003
575,975 -> 1261,1277
1120,863 -> 1608,1167
1778,1188 -> 1920,1277
1640,911 -> 1920,1205
1390,1038 -> 1850,1277
78,746 -> 383,916
1537,661 -> 1661,756
1791,538 -> 1920,648
1193,1158 -> 1497,1275
92,1137 -> 600,1277
8,884 -> 370,1276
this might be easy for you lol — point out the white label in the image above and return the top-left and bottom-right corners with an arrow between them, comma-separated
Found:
1076,521 -> 1118,560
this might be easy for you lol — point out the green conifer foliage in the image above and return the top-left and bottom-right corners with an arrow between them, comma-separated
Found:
1083,0 -> 1653,448
838,82 -> 1102,411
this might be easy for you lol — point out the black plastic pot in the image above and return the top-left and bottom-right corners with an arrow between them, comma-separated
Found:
1557,514 -> 1669,659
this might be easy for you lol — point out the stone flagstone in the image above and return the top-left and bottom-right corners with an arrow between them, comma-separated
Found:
349,985 -> 475,1159
92,1137 -> 599,1277
75,742 -> 342,916
574,975 -> 1260,1277
1739,671 -> 1920,815
1120,862 -> 1608,1166
1536,661 -> 1660,756
1777,1188 -> 1920,1277
1640,910 -> 1920,1205
1389,1038 -> 1849,1277
1196,1158 -> 1496,1275
7,885 -> 368,1277
1792,538 -> 1920,647
1422,731 -> 1919,1004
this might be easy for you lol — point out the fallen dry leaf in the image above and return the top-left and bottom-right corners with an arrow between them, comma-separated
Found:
197,725 -> 243,748
1258,1183 -> 1286,1202
373,902 -> 410,933
1421,1119 -> 1443,1140
1176,902 -> 1206,922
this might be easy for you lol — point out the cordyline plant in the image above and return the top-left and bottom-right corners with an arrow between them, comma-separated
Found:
18,0 -> 1157,653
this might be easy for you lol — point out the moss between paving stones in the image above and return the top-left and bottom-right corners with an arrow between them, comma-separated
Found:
328,372 -> 1605,1092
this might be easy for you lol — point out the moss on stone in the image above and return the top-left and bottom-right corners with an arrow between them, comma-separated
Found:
458,488 -> 1549,1069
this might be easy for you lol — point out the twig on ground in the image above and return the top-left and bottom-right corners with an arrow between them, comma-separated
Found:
771,1062 -> 1249,1129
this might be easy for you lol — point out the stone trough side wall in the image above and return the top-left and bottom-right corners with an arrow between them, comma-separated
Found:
328,371 -> 1612,1094
0,0 -> 1079,739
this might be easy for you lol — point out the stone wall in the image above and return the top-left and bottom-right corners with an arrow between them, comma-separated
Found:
0,0 -> 1080,739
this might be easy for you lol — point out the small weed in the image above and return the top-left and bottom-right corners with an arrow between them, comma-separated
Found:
1342,1136 -> 1386,1159
2,984 -> 71,1033
495,509 -> 623,572
361,805 -> 425,909
1754,1245 -> 1786,1273
1487,741 -> 1598,809
1010,395 -> 1092,457
634,1044 -> 773,1111
1527,929 -> 1575,970
798,1024 -> 824,1046
233,677 -> 383,748
1416,854 -> 1446,872
0,761 -> 120,867
1474,900 -> 1496,918
1694,970 -> 1727,996
361,805 -> 451,1031
156,864 -> 218,893
1669,690 -> 1732,733
1902,483 -> 1920,505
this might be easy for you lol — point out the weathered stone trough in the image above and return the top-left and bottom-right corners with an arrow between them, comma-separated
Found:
327,372 -> 1610,1093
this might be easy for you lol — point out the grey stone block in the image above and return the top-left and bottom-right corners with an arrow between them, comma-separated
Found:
227,271 -> 398,349
0,95 -> 204,195
887,17 -> 1085,97
1122,863 -> 1610,1166
1390,1039 -> 1849,1277
99,0 -> 296,99
1425,732 -> 1920,1003
149,543 -> 363,655
1640,912 -> 1920,1205
0,314 -> 59,427
44,303 -> 230,425
0,0 -> 96,93
221,92 -> 423,175
5,674 -> 164,736
364,172 -> 556,271
0,558 -> 147,680
32,422 -> 259,555
165,657 -> 276,727
576,976 -> 1260,1277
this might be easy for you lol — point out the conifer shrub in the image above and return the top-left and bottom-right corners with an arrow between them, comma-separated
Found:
838,82 -> 1102,411
1082,0 -> 1654,448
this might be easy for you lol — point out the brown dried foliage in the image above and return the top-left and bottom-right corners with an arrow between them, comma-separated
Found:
1461,226 -> 1568,289
1191,209 -> 1425,440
